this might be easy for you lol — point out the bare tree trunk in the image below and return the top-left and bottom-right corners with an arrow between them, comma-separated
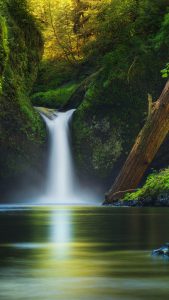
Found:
106,80 -> 169,203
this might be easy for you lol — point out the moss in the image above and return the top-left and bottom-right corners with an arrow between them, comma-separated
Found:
72,101 -> 123,180
0,15 -> 9,93
31,83 -> 78,109
124,169 -> 169,201
0,0 -> 45,180
71,74 -> 147,182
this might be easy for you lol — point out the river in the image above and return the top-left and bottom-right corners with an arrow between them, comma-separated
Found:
0,206 -> 169,299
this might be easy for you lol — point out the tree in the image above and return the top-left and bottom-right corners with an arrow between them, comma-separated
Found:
29,0 -> 105,63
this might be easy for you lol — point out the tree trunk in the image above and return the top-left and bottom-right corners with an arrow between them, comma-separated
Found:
105,80 -> 169,203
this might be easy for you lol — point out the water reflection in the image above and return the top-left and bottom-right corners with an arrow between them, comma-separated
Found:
50,208 -> 72,259
0,207 -> 169,299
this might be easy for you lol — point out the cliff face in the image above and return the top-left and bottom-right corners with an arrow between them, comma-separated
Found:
0,0 -> 46,189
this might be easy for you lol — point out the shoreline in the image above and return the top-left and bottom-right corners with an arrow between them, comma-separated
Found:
103,193 -> 169,207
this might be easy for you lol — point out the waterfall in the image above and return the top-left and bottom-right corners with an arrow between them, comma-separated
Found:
42,109 -> 78,204
36,108 -> 99,205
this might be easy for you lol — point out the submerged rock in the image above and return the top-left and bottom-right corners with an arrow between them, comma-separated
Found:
152,244 -> 169,257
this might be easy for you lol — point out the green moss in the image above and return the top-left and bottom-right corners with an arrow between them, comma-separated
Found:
71,73 -> 147,181
0,0 -> 45,179
72,100 -> 123,180
124,169 -> 169,201
31,83 -> 78,109
0,15 -> 9,93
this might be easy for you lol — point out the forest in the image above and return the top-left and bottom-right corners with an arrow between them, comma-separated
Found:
1,0 -> 169,204
1,1 -> 169,299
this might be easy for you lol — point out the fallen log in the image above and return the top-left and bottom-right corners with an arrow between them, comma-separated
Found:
106,80 -> 169,203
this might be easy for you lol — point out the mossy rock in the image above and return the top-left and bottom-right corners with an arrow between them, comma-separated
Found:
31,83 -> 78,109
0,0 -> 46,182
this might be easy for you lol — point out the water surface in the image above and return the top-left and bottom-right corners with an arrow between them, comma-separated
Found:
0,206 -> 169,299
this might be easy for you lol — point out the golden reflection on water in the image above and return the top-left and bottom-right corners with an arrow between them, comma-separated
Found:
50,209 -> 72,259
0,207 -> 169,299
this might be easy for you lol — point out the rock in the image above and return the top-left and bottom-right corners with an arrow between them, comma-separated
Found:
156,192 -> 169,206
152,243 -> 169,257
35,107 -> 57,120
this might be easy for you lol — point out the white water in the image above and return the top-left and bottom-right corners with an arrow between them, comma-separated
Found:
42,109 -> 79,203
37,109 -> 99,205
3,108 -> 99,205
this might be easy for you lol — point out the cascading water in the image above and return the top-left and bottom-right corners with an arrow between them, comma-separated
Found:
37,108 -> 99,205
42,109 -> 78,203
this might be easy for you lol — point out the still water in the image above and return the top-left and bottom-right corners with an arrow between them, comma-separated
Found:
0,206 -> 169,300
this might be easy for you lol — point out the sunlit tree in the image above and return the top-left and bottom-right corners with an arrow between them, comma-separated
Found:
29,0 -> 107,64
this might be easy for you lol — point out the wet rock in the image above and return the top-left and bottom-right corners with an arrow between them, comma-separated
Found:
152,243 -> 169,257
156,192 -> 169,206
35,107 -> 57,120
103,192 -> 169,207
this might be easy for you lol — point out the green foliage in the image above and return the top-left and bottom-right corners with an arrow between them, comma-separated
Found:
30,0 -> 169,183
124,169 -> 169,200
161,63 -> 169,78
0,16 -> 9,93
33,59 -> 79,93
31,83 -> 78,108
154,11 -> 169,49
29,0 -> 102,63
72,0 -> 169,181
